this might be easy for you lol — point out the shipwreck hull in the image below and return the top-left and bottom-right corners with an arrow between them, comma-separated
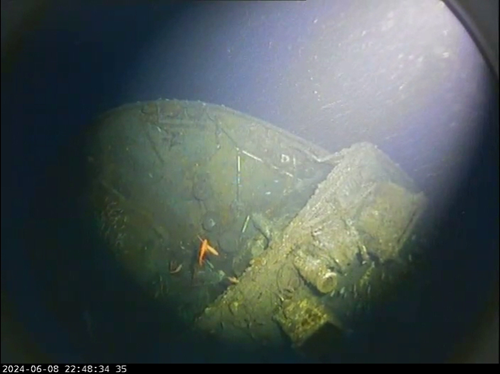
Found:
34,99 -> 428,361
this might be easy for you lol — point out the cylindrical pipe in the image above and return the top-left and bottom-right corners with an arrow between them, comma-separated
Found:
293,251 -> 338,294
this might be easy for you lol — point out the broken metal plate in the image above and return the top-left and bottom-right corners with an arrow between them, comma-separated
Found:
274,294 -> 344,354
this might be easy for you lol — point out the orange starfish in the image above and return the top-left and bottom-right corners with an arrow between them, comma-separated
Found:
197,236 -> 219,266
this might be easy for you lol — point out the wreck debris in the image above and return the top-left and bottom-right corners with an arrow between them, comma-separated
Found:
194,142 -> 427,359
274,294 -> 345,360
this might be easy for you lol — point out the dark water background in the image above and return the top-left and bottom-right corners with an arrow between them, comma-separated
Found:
1,0 -> 498,363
